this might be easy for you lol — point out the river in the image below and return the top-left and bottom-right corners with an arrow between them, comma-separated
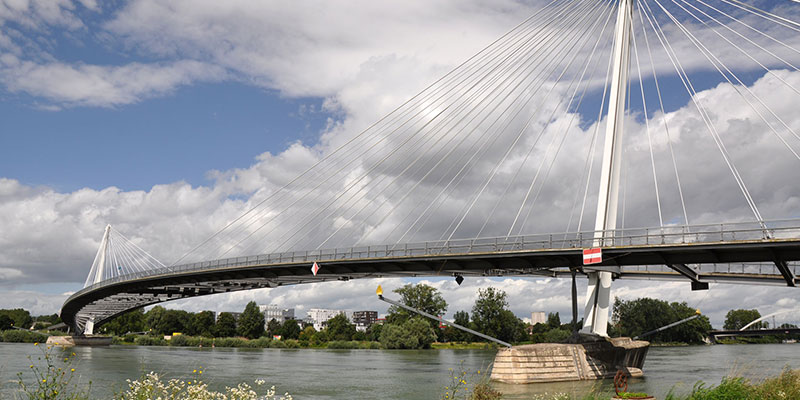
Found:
2,342 -> 799,399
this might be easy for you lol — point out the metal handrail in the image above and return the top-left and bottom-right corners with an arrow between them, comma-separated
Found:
66,218 -> 800,304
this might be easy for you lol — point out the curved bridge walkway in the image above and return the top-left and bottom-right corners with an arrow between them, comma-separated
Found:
62,220 -> 800,333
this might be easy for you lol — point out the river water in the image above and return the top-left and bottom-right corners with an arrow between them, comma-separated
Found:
2,342 -> 799,399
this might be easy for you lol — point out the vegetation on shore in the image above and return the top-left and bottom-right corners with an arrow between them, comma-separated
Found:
3,292 -> 798,349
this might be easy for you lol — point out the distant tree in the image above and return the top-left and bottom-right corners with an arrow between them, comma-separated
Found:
280,319 -> 301,340
298,326 -> 316,342
151,309 -> 192,335
724,309 -> 765,330
191,311 -> 216,337
238,301 -> 265,339
0,314 -> 13,330
214,312 -> 237,337
34,314 -> 62,325
102,309 -> 145,335
312,330 -> 329,344
387,284 -> 447,325
325,314 -> 356,341
471,287 -> 527,343
266,319 -> 282,337
452,311 -> 474,342
380,317 -> 436,349
614,298 -> 711,343
352,330 -> 367,341
547,312 -> 561,329
0,309 -> 32,329
145,306 -> 166,334
365,323 -> 383,342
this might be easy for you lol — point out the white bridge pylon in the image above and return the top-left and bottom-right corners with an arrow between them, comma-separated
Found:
85,225 -> 167,288
582,0 -> 634,337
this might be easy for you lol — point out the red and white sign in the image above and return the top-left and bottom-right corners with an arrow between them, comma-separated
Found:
583,248 -> 602,265
311,261 -> 320,276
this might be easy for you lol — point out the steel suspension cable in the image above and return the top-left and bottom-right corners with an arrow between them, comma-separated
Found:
636,3 -> 690,226
267,0 -> 603,253
642,0 -> 764,222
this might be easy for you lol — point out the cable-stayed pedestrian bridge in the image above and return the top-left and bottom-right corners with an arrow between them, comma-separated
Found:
60,0 -> 800,335
62,220 -> 800,333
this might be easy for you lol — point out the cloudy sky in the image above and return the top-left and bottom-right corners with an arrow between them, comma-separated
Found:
1,0 -> 799,329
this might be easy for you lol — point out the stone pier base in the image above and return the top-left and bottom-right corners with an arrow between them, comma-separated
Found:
491,336 -> 649,384
46,336 -> 112,347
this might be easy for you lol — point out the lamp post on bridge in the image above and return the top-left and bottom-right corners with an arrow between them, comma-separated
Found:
581,0 -> 634,337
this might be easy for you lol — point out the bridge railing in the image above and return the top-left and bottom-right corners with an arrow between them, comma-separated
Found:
71,218 -> 800,300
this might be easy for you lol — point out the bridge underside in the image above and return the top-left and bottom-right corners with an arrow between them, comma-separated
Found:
61,238 -> 800,333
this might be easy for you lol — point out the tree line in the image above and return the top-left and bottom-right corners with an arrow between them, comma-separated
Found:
3,292 -> 794,347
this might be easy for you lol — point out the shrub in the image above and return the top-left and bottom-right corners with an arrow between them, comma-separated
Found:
283,339 -> 301,349
358,341 -> 382,349
17,343 -> 91,399
134,335 -> 166,346
169,334 -> 190,346
184,336 -> 214,347
2,330 -> 48,343
441,360 -> 498,400
214,337 -> 245,347
326,340 -> 360,349
113,371 -> 291,400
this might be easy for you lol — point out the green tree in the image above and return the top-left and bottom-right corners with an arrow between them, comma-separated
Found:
724,309 -> 765,330
145,306 -> 166,334
471,287 -> 527,343
379,317 -> 437,349
312,330 -> 329,344
191,311 -> 216,337
34,314 -> 61,325
0,309 -> 32,329
238,301 -> 265,339
280,319 -> 301,340
298,326 -> 316,342
151,309 -> 192,335
325,313 -> 356,341
613,298 -> 711,344
547,312 -> 561,329
266,318 -> 282,337
0,314 -> 13,330
451,310 -> 474,342
214,312 -> 237,337
387,284 -> 447,324
101,309 -> 145,335
365,323 -> 383,342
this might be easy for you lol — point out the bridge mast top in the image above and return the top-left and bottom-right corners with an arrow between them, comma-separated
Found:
84,224 -> 112,288
583,0 -> 634,337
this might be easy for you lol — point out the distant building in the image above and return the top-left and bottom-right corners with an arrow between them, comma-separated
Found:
214,311 -> 242,322
307,308 -> 345,331
352,311 -> 378,331
531,312 -> 546,325
260,304 -> 295,326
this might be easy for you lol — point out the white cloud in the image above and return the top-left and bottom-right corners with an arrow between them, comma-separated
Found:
0,59 -> 226,108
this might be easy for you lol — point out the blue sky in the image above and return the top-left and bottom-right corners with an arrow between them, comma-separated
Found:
1,0 -> 799,328
1,82 -> 331,191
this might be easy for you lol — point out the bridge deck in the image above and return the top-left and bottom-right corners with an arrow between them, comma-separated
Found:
61,223 -> 800,333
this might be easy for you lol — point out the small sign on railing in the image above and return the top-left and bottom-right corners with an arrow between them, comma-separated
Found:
583,248 -> 602,265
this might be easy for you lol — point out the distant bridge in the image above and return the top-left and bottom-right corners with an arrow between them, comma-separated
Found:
709,328 -> 800,341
